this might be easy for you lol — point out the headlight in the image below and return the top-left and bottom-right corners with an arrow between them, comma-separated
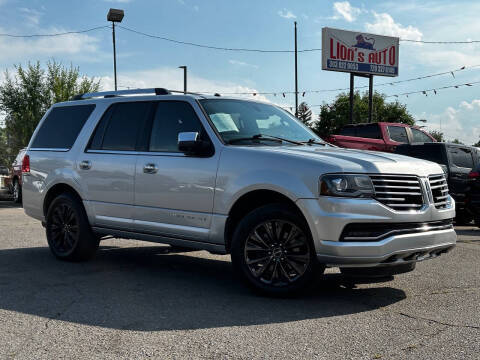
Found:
319,174 -> 374,198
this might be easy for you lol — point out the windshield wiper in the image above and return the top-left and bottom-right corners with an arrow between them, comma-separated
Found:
302,138 -> 327,146
227,134 -> 303,145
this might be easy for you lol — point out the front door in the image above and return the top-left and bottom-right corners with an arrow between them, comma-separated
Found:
133,100 -> 219,242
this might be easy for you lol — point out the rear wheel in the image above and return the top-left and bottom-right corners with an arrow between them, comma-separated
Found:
231,204 -> 323,296
12,179 -> 22,204
46,193 -> 98,261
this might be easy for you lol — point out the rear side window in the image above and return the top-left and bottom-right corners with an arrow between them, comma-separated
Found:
339,126 -> 356,136
411,128 -> 433,143
149,101 -> 204,152
449,147 -> 474,168
355,124 -> 381,139
31,105 -> 95,149
388,126 -> 408,143
89,102 -> 151,151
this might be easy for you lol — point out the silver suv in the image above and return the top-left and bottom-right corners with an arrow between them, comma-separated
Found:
22,88 -> 456,295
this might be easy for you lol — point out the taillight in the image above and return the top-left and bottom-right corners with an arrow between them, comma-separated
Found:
468,171 -> 480,179
22,154 -> 30,173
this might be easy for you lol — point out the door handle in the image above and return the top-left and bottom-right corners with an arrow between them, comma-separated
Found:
79,160 -> 91,170
143,163 -> 158,174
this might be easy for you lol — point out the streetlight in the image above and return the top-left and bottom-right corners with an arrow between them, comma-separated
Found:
107,8 -> 124,91
178,66 -> 187,94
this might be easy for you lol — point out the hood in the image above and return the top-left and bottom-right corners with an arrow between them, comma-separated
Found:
255,145 -> 443,176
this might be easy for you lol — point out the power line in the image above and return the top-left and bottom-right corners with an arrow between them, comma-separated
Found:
385,80 -> 480,98
208,64 -> 480,95
401,39 -> 480,44
0,26 -> 109,38
117,25 -> 321,53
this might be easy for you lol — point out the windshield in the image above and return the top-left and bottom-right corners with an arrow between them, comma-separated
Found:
199,99 -> 322,145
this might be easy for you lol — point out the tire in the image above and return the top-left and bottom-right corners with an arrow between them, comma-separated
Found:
12,179 -> 22,204
45,193 -> 98,261
230,204 -> 324,296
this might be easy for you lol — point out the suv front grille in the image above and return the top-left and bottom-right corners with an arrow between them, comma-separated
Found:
370,174 -> 424,211
429,174 -> 449,209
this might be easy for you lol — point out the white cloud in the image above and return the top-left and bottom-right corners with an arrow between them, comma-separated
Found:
365,12 -> 422,40
228,59 -> 259,69
99,66 -> 269,102
422,99 -> 480,144
103,0 -> 133,3
278,9 -> 296,19
19,7 -> 43,25
0,26 -> 104,63
331,1 -> 361,22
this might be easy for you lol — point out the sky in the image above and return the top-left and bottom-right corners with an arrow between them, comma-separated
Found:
0,0 -> 479,144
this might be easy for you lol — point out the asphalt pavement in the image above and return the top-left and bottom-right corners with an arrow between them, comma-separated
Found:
0,199 -> 478,359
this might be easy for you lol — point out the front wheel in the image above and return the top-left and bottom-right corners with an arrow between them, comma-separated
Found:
231,204 -> 323,296
46,193 -> 98,261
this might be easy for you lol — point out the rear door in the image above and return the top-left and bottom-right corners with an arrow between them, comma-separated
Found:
77,101 -> 152,229
133,100 -> 218,242
446,146 -> 475,208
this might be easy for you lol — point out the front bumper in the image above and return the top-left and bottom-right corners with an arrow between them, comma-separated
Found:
297,196 -> 456,268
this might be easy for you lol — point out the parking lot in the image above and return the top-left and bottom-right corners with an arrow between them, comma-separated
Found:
0,199 -> 478,360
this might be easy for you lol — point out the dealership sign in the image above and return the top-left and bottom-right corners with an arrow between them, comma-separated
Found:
322,27 -> 399,77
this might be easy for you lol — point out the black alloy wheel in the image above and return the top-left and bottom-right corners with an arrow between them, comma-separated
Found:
48,202 -> 80,255
46,193 -> 98,261
244,220 -> 310,286
231,204 -> 322,296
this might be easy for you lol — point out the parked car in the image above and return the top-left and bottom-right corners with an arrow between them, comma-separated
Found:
395,142 -> 479,224
327,122 -> 436,152
22,88 -> 456,295
0,165 -> 10,197
7,148 -> 26,203
465,165 -> 480,226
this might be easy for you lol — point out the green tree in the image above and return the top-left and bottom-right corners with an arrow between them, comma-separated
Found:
472,139 -> 480,147
451,138 -> 464,144
297,102 -> 312,125
429,130 -> 445,142
0,61 -> 100,166
312,91 -> 415,139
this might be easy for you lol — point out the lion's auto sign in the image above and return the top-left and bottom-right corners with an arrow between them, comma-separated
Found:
322,27 -> 399,77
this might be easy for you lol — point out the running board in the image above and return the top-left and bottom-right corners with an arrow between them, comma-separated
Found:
92,226 -> 227,254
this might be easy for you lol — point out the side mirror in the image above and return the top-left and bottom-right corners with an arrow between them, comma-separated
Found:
178,132 -> 204,154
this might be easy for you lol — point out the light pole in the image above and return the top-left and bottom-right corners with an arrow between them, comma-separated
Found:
178,66 -> 187,94
107,8 -> 124,91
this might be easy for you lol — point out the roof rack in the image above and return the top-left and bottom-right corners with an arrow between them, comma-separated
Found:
71,88 -> 212,101
71,87 -> 171,100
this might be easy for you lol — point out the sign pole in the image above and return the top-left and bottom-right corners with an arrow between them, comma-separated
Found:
368,75 -> 373,123
349,73 -> 354,123
294,21 -> 298,117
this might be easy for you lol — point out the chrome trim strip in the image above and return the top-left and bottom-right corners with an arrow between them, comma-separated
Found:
29,148 -> 70,152
343,223 -> 454,241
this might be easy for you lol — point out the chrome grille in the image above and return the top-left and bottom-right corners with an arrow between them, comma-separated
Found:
370,174 -> 424,211
429,174 -> 449,209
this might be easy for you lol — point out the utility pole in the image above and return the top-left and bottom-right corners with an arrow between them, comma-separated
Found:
349,73 -> 354,123
368,75 -> 373,123
294,21 -> 298,117
107,8 -> 124,91
178,66 -> 187,94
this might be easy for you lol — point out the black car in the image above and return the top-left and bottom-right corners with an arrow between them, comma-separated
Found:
395,142 -> 480,224
465,164 -> 480,226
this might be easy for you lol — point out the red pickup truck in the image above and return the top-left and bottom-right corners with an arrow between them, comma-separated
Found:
327,122 -> 436,152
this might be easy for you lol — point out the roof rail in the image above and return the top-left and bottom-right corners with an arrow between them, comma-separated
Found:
71,87 -> 171,100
